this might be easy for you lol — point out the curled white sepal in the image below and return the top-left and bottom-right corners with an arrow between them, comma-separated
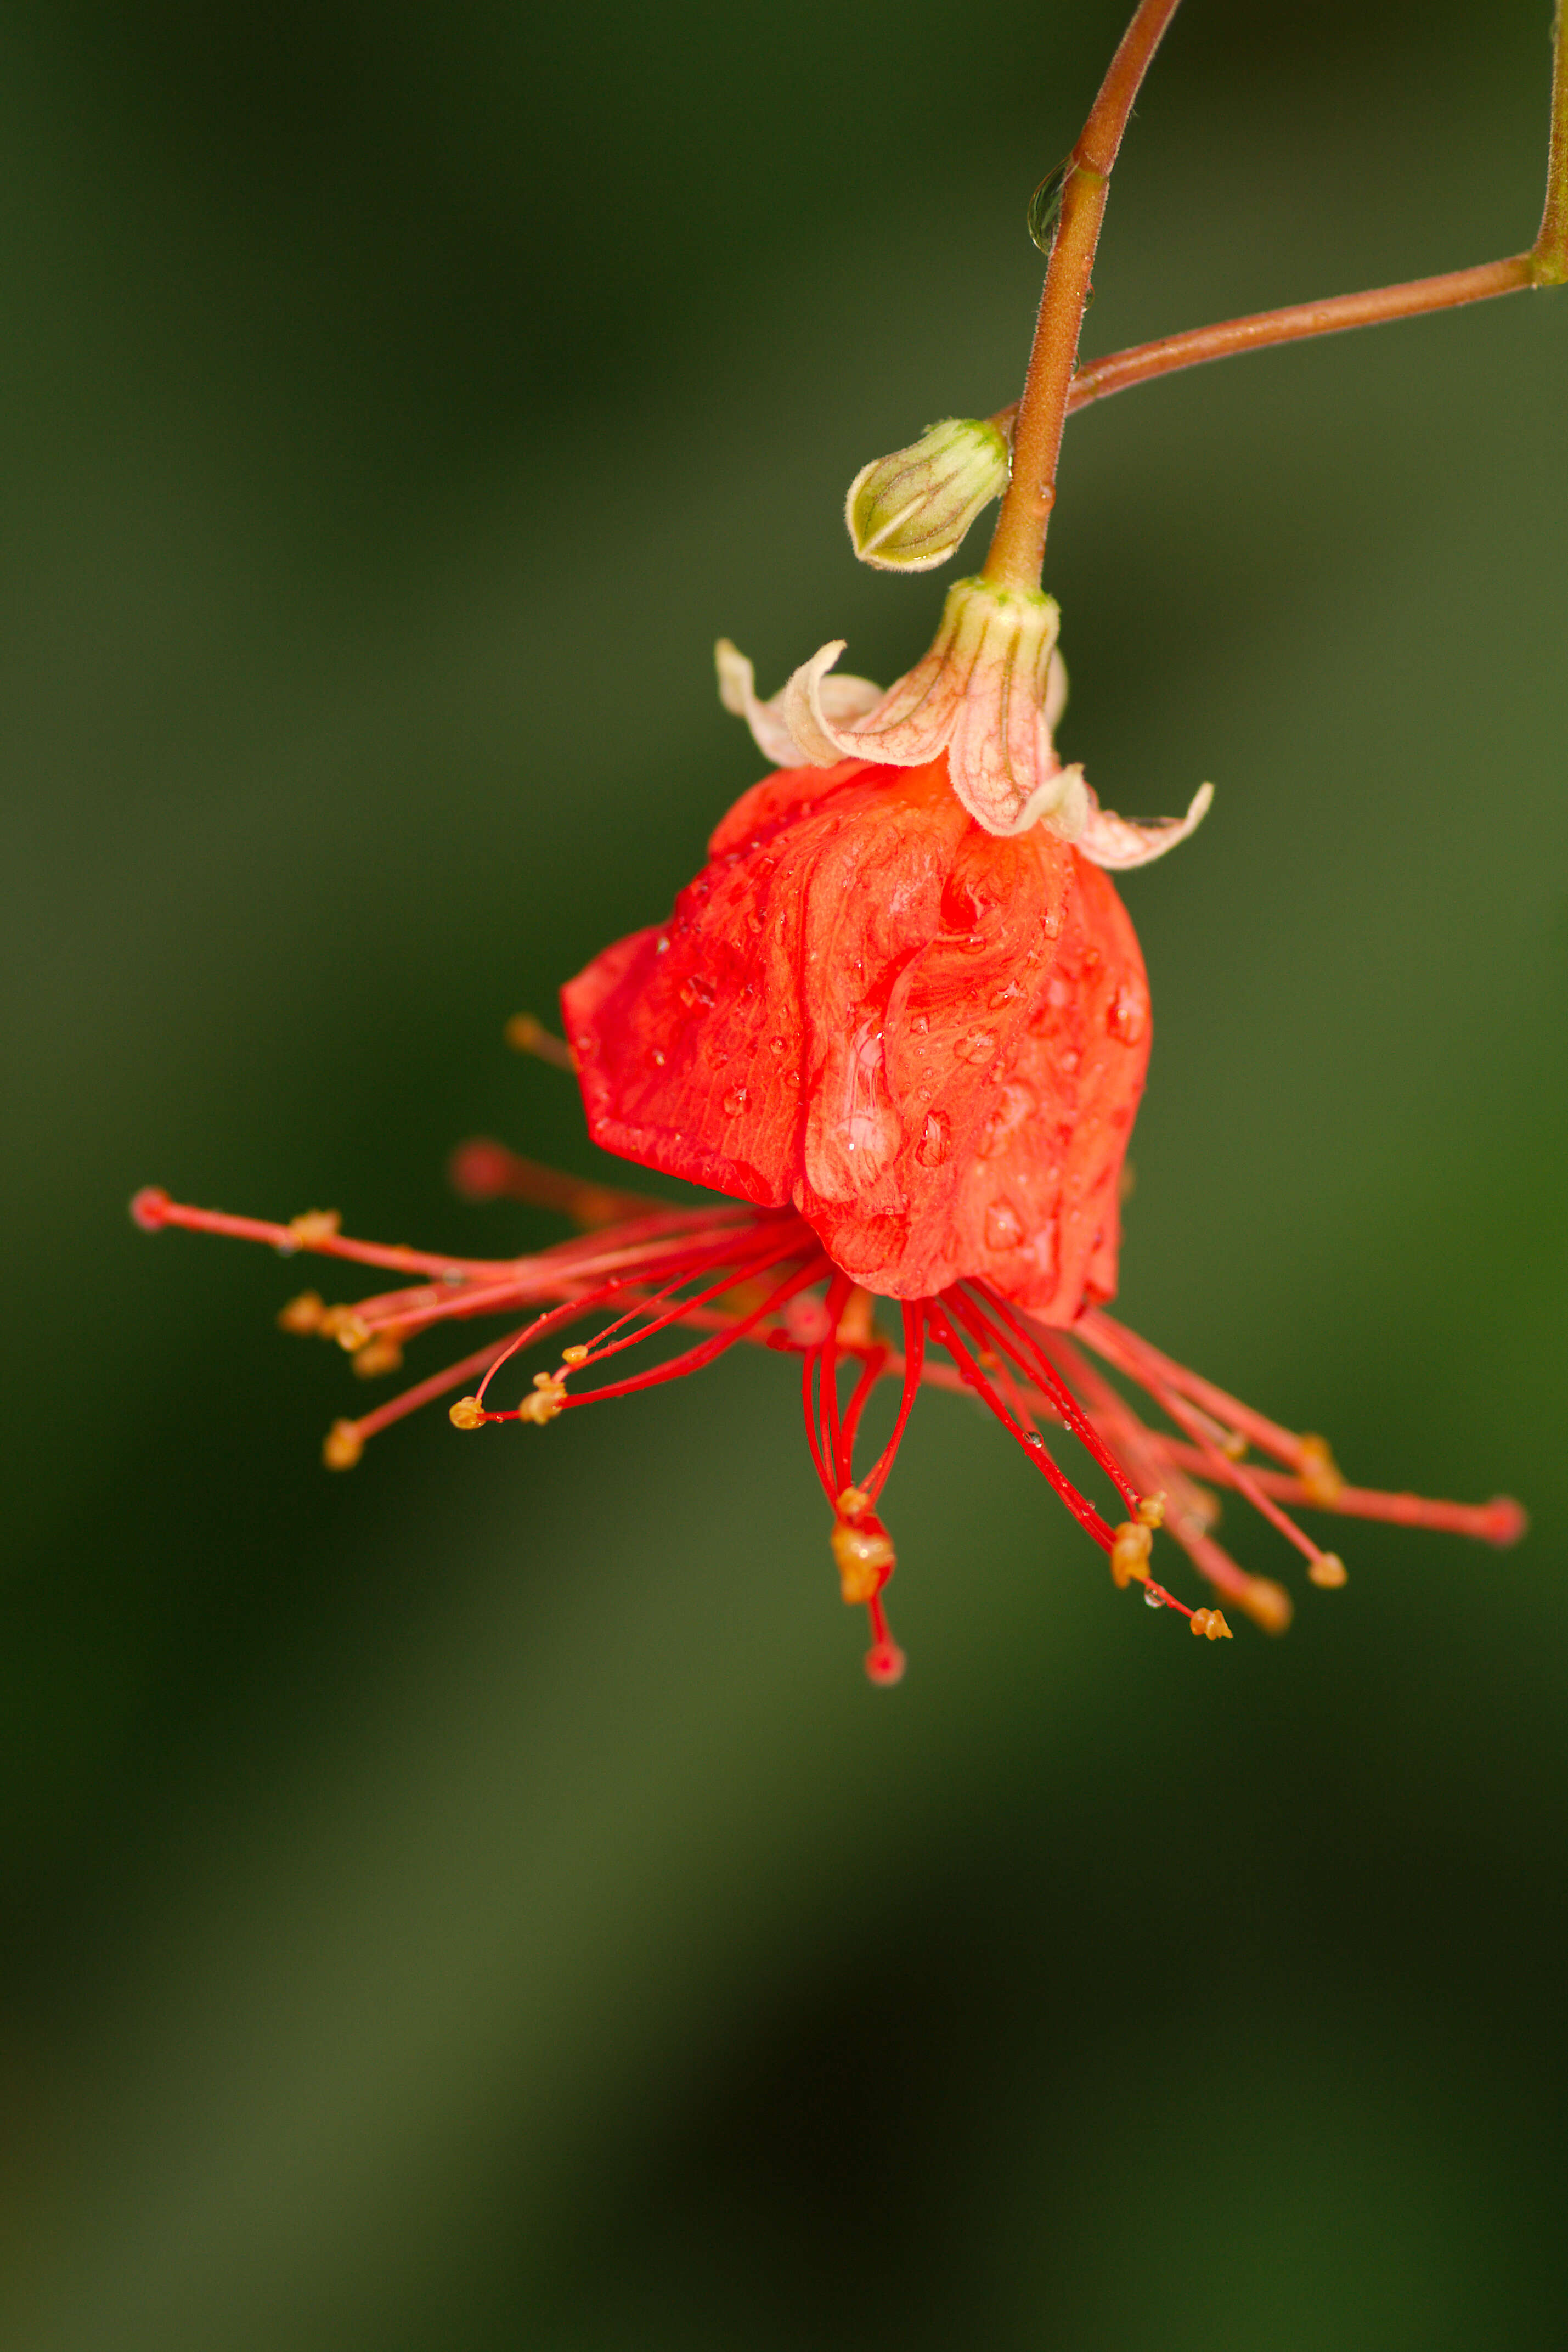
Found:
715,638 -> 882,770
1075,780 -> 1214,870
772,578 -> 1076,840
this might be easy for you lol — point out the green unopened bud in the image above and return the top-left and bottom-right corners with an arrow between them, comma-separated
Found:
845,417 -> 1010,573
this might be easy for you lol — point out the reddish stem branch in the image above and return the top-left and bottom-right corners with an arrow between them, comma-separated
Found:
989,0 -> 1566,437
981,0 -> 1185,593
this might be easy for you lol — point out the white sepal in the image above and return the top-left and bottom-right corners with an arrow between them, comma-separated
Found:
715,638 -> 882,769
1075,780 -> 1214,870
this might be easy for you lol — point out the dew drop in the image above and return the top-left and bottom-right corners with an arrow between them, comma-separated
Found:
1042,908 -> 1063,939
746,911 -> 764,935
679,973 -> 715,1010
955,1028 -> 997,1065
649,1047 -> 667,1067
984,1199 -> 1024,1250
1143,1585 -> 1165,1609
655,933 -> 670,955
1024,1430 -> 1045,1451
989,981 -> 1019,1009
910,1012 -> 930,1036
915,1110 -> 951,1167
769,1036 -> 788,1056
784,1068 -> 802,1087
723,1085 -> 748,1115
1108,982 -> 1147,1044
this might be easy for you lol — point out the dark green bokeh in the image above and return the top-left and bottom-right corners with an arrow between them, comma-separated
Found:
4,2 -> 1566,2343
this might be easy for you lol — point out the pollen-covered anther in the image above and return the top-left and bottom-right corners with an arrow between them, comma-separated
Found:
325,1312 -> 371,1353
831,1488 -> 896,1605
836,1290 -> 877,1349
1135,1492 -> 1166,1528
504,1012 -> 576,1070
1239,1576 -> 1295,1635
1189,1607 -> 1233,1640
1110,1520 -> 1153,1588
1308,1552 -> 1348,1589
1299,1433 -> 1345,1507
322,1420 -> 363,1470
288,1209 -> 342,1247
277,1290 -> 325,1335
448,1396 -> 486,1431
560,1345 -> 590,1365
352,1337 -> 404,1378
518,1371 -> 568,1425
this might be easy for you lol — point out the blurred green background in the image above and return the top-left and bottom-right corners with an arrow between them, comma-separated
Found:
4,0 -> 1566,2343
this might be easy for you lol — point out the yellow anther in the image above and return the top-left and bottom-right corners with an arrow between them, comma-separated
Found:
315,1304 -> 369,1349
836,1485 -> 872,1520
1221,1430 -> 1249,1461
1135,1492 -> 1166,1528
322,1420 -> 363,1470
1308,1552 -> 1348,1589
504,1012 -> 576,1069
449,1396 -> 486,1430
518,1375 -> 567,1424
1110,1520 -> 1153,1587
830,1516 -> 895,1605
837,1288 -> 877,1348
1189,1607 -> 1233,1640
1238,1575 -> 1294,1635
1298,1433 -> 1344,1507
352,1337 -> 404,1379
288,1209 -> 342,1247
277,1290 -> 324,1335
560,1344 -> 589,1365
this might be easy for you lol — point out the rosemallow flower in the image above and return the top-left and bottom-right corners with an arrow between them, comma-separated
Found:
134,706 -> 1522,1687
718,577 -> 1214,846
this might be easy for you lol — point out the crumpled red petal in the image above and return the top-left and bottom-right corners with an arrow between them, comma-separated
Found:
563,752 -> 1149,1313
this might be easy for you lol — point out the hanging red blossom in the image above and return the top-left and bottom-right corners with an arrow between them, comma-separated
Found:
130,0 -> 1559,1686
565,749 -> 1146,1313
132,740 -> 1522,1685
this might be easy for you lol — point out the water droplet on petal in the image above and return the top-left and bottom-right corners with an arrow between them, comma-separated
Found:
984,1199 -> 1024,1250
649,1047 -> 666,1067
679,973 -> 715,1010
910,1012 -> 930,1036
915,1110 -> 951,1167
989,981 -> 1019,1009
1109,982 -> 1147,1044
955,1028 -> 997,1065
723,1085 -> 748,1116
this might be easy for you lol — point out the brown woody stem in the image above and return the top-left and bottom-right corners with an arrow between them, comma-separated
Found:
980,0 -> 1185,594
991,0 -> 1566,442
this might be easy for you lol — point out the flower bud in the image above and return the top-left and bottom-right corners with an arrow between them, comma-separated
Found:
845,418 -> 1009,573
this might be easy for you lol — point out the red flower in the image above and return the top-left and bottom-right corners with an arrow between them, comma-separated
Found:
565,751 -> 1145,1315
133,755 -> 1522,1686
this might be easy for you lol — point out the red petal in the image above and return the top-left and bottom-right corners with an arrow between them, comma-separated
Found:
563,754 -> 1149,1312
